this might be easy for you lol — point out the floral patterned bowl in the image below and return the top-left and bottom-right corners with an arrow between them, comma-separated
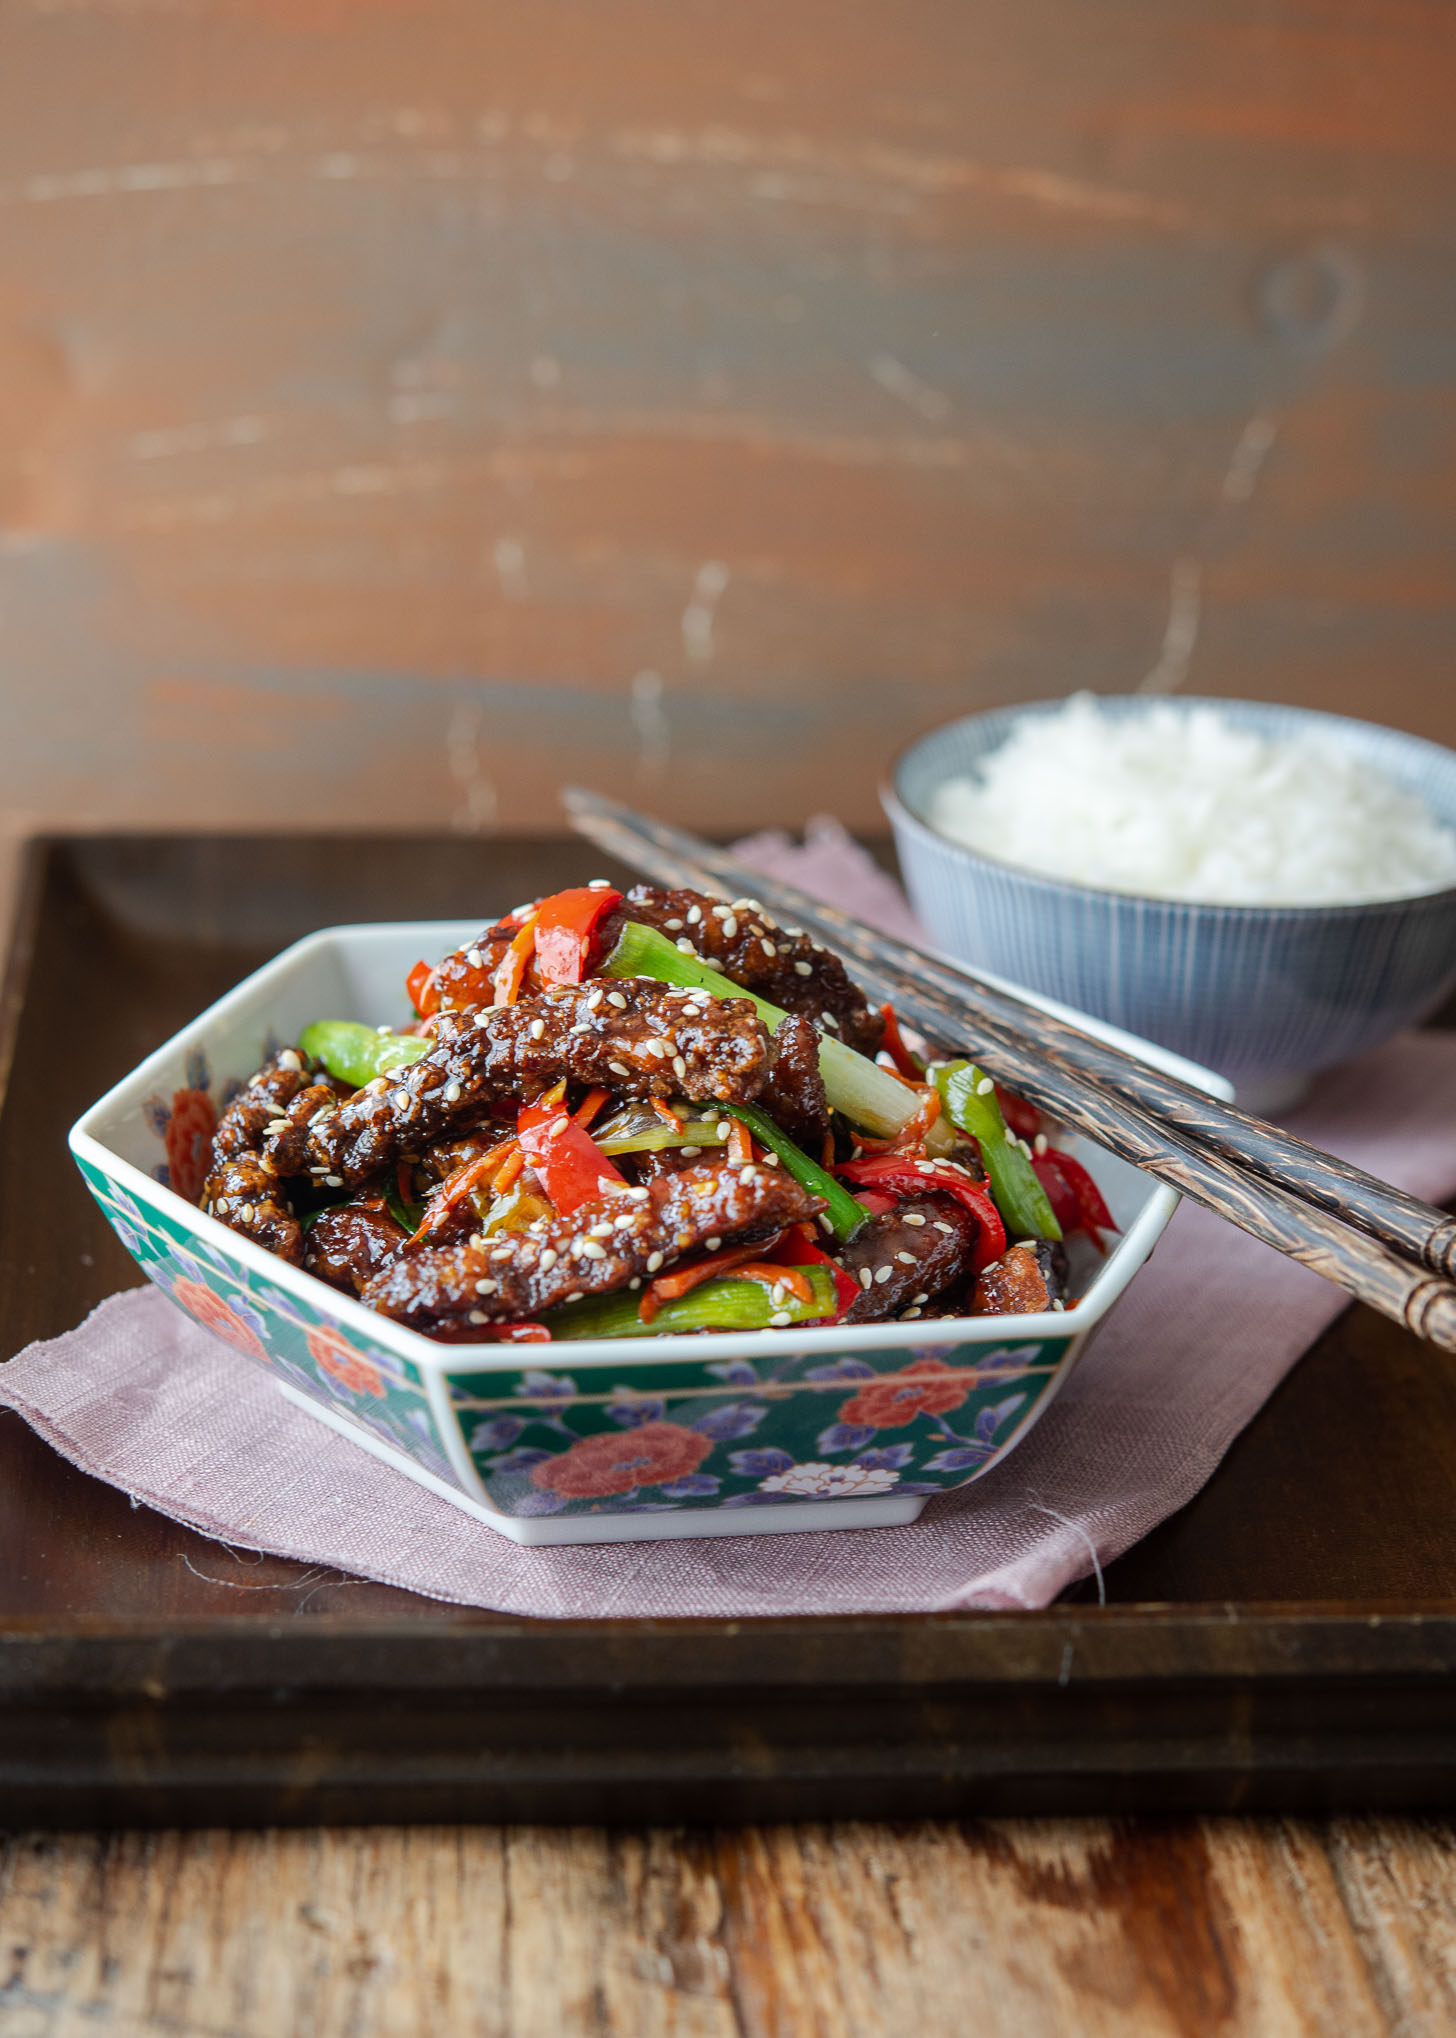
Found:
69,919 -> 1229,1547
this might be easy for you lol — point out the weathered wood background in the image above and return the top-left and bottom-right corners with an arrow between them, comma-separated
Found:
0,0 -> 1453,836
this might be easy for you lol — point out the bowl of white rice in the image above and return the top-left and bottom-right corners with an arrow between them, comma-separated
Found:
885,695 -> 1456,1110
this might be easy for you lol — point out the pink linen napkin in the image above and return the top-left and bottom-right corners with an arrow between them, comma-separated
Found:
5,826 -> 1456,1616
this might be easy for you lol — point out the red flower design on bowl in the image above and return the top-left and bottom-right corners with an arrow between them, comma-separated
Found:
306,1324 -> 386,1399
838,1357 -> 970,1429
530,1421 -> 712,1499
166,1088 -> 218,1205
172,1277 -> 269,1364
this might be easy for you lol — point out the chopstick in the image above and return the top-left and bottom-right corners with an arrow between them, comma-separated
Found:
563,786 -> 1456,1356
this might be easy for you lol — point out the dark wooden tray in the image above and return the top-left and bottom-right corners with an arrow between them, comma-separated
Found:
3,835 -> 1455,1828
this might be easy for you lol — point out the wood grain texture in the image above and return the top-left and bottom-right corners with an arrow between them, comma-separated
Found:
0,0 -> 1453,838
2,1818 -> 1455,2036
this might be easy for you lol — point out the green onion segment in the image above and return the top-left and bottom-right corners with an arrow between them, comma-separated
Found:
545,1265 -> 837,1341
601,921 -> 922,1141
720,1101 -> 866,1243
299,1020 -> 431,1089
931,1061 -> 1061,1242
591,1099 -> 730,1157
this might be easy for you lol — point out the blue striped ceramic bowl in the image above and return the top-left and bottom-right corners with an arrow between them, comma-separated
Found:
886,697 -> 1456,1111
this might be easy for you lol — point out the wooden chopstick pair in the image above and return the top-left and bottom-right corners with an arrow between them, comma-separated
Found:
563,786 -> 1456,1356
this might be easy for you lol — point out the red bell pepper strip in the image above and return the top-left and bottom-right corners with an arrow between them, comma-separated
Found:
406,959 -> 441,1019
878,1003 -> 925,1081
517,1099 -> 627,1216
995,1084 -> 1042,1141
1033,1150 -> 1117,1253
767,1223 -> 860,1320
835,1157 -> 1008,1272
531,886 -> 624,987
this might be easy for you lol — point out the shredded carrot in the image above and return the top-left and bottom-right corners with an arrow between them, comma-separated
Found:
636,1289 -> 661,1325
396,1160 -> 415,1209
650,1098 -> 683,1130
649,1232 -> 785,1304
729,1262 -> 817,1308
855,1083 -> 941,1156
404,1136 -> 517,1247
491,920 -> 536,1005
726,1118 -> 754,1165
572,1086 -> 610,1129
492,1146 -> 526,1194
821,1132 -> 836,1167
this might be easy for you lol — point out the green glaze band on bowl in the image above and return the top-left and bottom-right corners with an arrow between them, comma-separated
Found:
69,916 -> 1225,1548
888,697 -> 1456,1102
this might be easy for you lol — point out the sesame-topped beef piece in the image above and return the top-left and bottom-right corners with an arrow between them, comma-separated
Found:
201,1153 -> 306,1265
601,885 -> 885,1058
306,1195 -> 409,1296
265,979 -> 771,1190
971,1239 -> 1068,1317
362,1160 -> 819,1331
840,1194 -> 979,1324
200,1047 -> 323,1263
761,1012 -> 830,1150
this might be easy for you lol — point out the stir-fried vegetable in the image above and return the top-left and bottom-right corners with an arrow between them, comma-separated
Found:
517,1097 -> 627,1215
835,1156 -> 1008,1272
544,1265 -> 838,1340
718,1100 -> 867,1244
531,885 -> 623,986
298,1020 -> 431,1088
931,1060 -> 1062,1243
601,920 -> 934,1142
1033,1148 -> 1117,1252
590,1099 -> 730,1155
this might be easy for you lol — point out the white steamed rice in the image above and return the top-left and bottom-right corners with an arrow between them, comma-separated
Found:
927,694 -> 1456,907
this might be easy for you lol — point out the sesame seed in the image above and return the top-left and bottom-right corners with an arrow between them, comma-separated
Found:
588,1221 -> 614,1238
874,1265 -> 893,1283
1034,1133 -> 1049,1156
586,989 -> 604,1010
902,1212 -> 927,1226
721,914 -> 738,939
934,1220 -> 955,1235
761,1152 -> 780,1166
489,1246 -> 514,1262
324,1176 -> 343,1189
609,1061 -> 630,1076
821,1011 -> 840,1030
1005,1126 -> 1019,1144
686,905 -> 702,924
915,1161 -> 937,1173
239,1202 -> 256,1223
647,1038 -> 671,1058
214,1198 -> 229,1213
646,1251 -> 665,1273
739,1165 -> 758,1183
859,1267 -> 874,1289
606,991 -> 628,1009
769,1311 -> 792,1327
1052,1299 -> 1066,1312
468,1309 -> 488,1325
761,939 -> 776,957
705,1237 -> 722,1251
976,1076 -> 995,1096
392,1089 -> 411,1109
469,1233 -> 485,1250
376,1023 -> 392,1036
538,1248 -> 558,1270
664,917 -> 683,931
628,1276 -> 642,1289
467,947 -> 483,968
903,1308 -> 922,1321
627,1185 -> 650,1200
279,1049 -> 302,1072
896,1251 -> 916,1266
680,1145 -> 702,1157
672,1055 -> 688,1079
676,938 -> 696,954
819,1213 -> 834,1233
444,1081 -> 462,1103
564,1291 -> 583,1304
770,1283 -> 787,1305
580,1241 -> 607,1260
912,1291 -> 929,1306
475,1278 -> 497,1295
711,903 -> 730,918
529,1018 -> 546,1039
588,877 -> 612,889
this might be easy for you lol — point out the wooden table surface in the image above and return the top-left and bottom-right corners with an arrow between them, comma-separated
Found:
4,839 -> 1456,2036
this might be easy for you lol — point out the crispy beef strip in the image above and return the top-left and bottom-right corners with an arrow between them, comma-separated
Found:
362,1160 -> 819,1330
265,980 -> 770,1190
840,1194 -> 979,1324
761,1012 -> 830,1149
971,1239 -> 1069,1316
602,885 -> 884,1057
199,1049 -> 327,1263
306,1196 -> 409,1295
